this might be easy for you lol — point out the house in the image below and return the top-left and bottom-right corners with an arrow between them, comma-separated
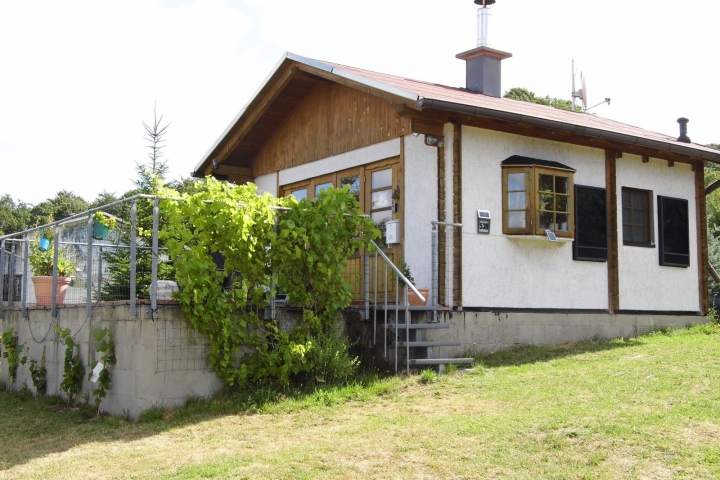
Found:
191,16 -> 718,357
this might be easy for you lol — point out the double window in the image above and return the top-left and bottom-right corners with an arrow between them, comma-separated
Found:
501,157 -> 575,238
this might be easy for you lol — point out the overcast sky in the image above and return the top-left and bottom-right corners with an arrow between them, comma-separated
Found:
1,0 -> 718,205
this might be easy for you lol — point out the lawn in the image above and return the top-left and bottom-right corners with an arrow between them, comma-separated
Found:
1,324 -> 719,479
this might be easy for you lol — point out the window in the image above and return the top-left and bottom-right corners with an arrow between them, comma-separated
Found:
501,157 -> 575,238
573,185 -> 607,261
622,187 -> 653,247
657,196 -> 690,267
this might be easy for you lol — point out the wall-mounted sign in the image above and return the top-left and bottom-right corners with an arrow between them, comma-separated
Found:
477,210 -> 491,234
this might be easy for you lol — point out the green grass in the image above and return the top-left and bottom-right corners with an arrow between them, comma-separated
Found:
1,324 -> 719,479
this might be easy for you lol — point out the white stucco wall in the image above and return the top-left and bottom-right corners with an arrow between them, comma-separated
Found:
403,134 -> 438,289
254,172 -> 278,197
616,155 -> 699,311
461,127 -> 608,309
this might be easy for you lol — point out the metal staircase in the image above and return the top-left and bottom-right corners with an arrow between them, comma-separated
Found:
365,237 -> 474,375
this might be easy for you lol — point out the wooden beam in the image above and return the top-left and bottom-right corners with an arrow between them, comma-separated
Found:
411,120 -> 445,137
453,123 -> 462,307
213,165 -> 253,177
706,178 -> 720,196
206,65 -> 302,174
427,109 -> 704,167
667,159 -> 675,167
605,149 -> 620,313
642,155 -> 650,163
696,167 -> 710,313
615,151 -> 623,159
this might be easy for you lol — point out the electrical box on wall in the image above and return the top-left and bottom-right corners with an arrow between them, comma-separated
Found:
385,219 -> 400,244
477,210 -> 491,234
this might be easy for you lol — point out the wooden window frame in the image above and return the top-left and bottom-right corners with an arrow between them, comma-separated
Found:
621,187 -> 654,247
502,165 -> 574,238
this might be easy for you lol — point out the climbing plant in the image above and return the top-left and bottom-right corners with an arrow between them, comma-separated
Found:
56,327 -> 84,405
88,327 -> 116,416
160,178 -> 378,388
1,329 -> 27,389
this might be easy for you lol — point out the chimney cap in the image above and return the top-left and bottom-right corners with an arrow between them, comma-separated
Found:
474,0 -> 496,5
677,117 -> 691,143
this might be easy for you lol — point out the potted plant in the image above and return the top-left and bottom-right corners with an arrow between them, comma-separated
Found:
29,240 -> 76,307
398,259 -> 429,306
92,212 -> 117,240
37,214 -> 54,252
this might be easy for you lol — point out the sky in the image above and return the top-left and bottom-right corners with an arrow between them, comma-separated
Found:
1,0 -> 718,206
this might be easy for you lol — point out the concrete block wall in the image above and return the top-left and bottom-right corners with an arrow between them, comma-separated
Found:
0,304 -> 222,419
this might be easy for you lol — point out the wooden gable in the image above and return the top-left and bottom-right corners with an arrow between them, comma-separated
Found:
252,81 -> 411,177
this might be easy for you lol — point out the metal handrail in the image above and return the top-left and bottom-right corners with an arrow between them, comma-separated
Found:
368,240 -> 425,302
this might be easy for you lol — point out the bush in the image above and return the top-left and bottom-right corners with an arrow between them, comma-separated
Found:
303,324 -> 359,387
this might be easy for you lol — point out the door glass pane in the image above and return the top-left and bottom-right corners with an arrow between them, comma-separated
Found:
371,169 -> 392,189
372,210 -> 392,225
555,176 -> 569,194
508,211 -> 525,229
507,173 -> 525,191
340,175 -> 360,195
291,188 -> 307,201
315,182 -> 333,196
539,174 -> 553,192
371,190 -> 392,209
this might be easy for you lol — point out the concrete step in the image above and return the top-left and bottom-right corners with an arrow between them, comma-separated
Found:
385,323 -> 450,330
397,340 -> 461,348
408,358 -> 474,366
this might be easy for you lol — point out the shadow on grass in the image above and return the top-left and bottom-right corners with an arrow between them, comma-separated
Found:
473,336 -> 646,369
0,371 -> 395,471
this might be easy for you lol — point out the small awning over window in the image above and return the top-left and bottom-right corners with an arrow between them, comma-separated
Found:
501,155 -> 576,172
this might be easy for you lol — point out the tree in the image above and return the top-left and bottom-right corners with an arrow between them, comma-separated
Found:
0,194 -> 32,236
29,190 -> 89,226
504,87 -> 582,112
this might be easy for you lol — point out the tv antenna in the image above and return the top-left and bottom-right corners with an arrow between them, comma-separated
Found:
571,60 -> 610,112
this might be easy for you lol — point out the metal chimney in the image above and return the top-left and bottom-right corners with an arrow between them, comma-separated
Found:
677,117 -> 691,143
475,0 -> 495,47
457,0 -> 510,97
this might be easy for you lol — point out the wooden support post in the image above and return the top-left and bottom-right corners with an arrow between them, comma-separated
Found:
696,167 -> 710,313
605,150 -> 620,312
642,155 -> 650,163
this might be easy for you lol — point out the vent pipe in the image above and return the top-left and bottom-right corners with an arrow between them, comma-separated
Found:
677,117 -> 691,143
475,0 -> 495,47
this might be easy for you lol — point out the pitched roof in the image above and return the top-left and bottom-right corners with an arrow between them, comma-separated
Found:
193,52 -> 719,175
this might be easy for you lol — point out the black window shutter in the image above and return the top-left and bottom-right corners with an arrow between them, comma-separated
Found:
573,185 -> 607,262
658,196 -> 690,267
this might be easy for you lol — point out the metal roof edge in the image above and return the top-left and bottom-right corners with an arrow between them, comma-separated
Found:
328,66 -> 419,103
417,97 -> 720,163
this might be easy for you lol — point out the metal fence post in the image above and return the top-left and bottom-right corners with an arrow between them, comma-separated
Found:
150,197 -> 159,315
364,249 -> 370,321
8,241 -> 15,308
98,246 -> 103,302
86,214 -> 94,318
130,200 -> 137,317
22,236 -> 29,318
52,226 -> 59,317
431,224 -> 439,323
0,239 -> 5,319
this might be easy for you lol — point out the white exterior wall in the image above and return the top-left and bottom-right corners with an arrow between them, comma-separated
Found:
254,172 -> 278,197
616,155 -> 699,311
403,134 -> 438,289
461,127 -> 608,309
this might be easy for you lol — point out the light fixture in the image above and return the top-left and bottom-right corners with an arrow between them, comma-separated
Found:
212,158 -> 219,170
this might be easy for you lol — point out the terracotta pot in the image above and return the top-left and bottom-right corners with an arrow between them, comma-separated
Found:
31,276 -> 71,307
408,288 -> 429,306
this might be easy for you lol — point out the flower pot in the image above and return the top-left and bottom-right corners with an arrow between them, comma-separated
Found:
38,236 -> 51,252
31,276 -> 72,307
92,222 -> 109,240
407,288 -> 429,306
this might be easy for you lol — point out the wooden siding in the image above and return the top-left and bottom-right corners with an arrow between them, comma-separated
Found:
437,141 -> 447,305
252,83 -> 411,177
